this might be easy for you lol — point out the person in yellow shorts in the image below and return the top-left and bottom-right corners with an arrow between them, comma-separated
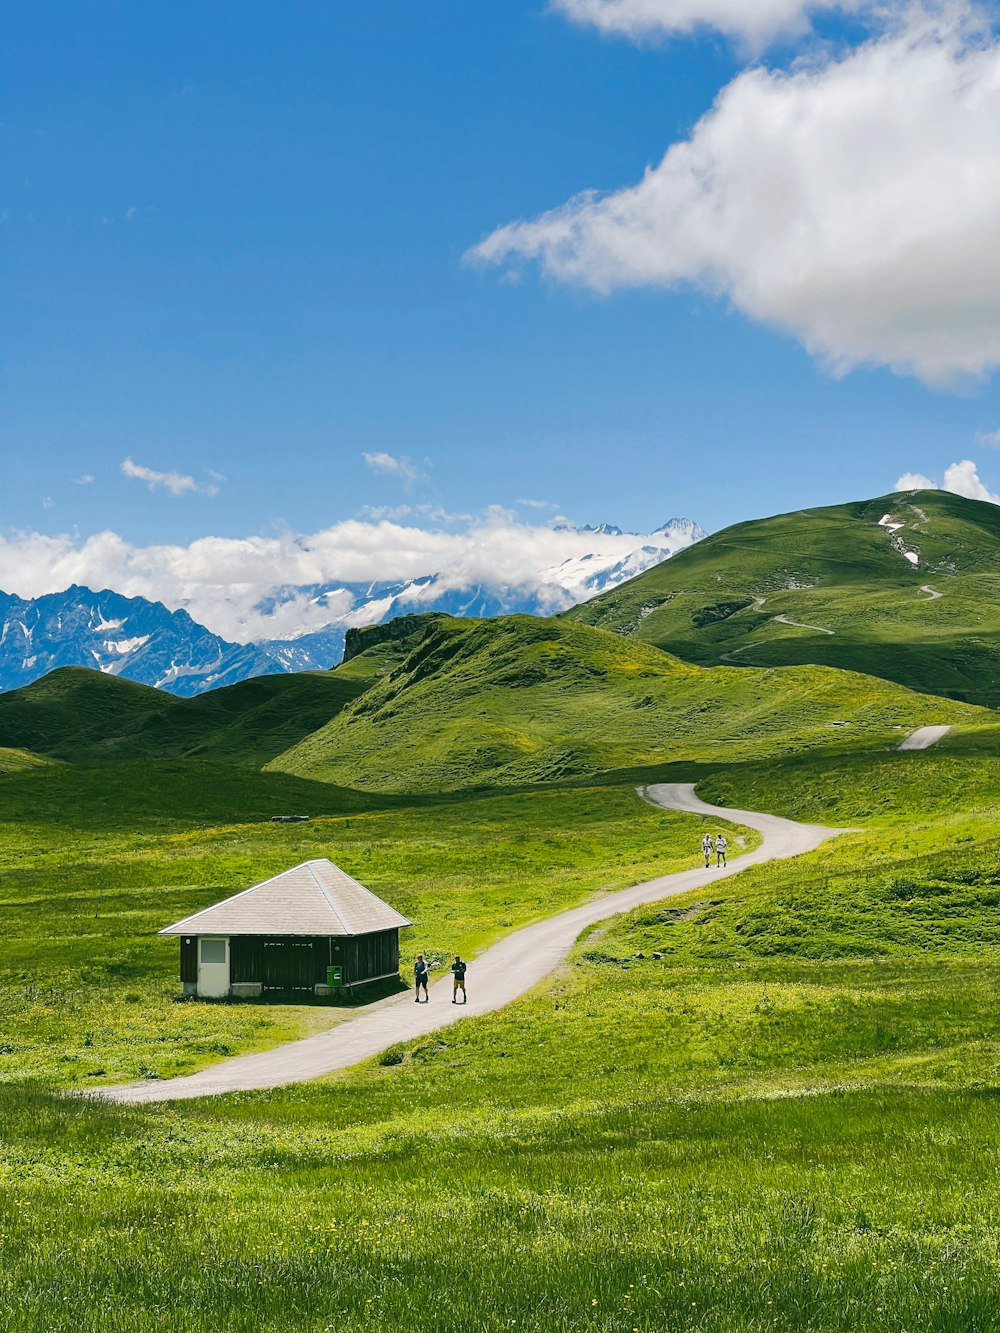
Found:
451,954 -> 467,1004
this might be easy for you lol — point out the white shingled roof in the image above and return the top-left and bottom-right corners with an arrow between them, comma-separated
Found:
159,860 -> 411,938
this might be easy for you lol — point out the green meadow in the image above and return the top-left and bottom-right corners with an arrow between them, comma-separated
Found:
0,762 -> 740,1086
2,734 -> 1000,1330
568,488 -> 1000,708
1,575 -> 999,1330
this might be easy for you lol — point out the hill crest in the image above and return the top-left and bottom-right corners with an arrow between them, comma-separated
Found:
565,489 -> 1000,707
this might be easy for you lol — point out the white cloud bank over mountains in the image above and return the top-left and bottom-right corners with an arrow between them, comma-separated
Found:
0,510 -> 701,645
475,4 -> 1000,384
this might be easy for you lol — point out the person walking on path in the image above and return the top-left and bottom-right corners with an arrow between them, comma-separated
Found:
715,834 -> 728,868
451,954 -> 467,1004
701,833 -> 713,869
414,954 -> 430,1003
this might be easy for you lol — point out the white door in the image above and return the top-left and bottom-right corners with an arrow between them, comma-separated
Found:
197,936 -> 230,997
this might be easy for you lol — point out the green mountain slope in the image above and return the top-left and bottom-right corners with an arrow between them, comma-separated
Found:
565,489 -> 1000,707
0,745 -> 55,774
0,666 -> 370,766
268,614 -> 983,792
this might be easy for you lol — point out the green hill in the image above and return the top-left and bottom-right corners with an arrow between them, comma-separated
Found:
0,665 -> 370,766
565,489 -> 1000,707
268,613 -> 982,792
0,745 -> 54,774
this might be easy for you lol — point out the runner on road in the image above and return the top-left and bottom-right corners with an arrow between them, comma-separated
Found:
701,833 -> 713,868
414,953 -> 429,1003
451,954 -> 467,1004
715,834 -> 728,868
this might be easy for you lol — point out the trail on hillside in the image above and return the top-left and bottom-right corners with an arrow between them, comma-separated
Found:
773,613 -> 835,635
91,787 -> 845,1106
898,725 -> 951,751
919,585 -> 943,601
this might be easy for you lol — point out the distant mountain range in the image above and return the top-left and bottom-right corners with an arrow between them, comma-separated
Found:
0,517 -> 705,695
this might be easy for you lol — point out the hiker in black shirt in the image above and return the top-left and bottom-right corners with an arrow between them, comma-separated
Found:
451,954 -> 467,1004
414,953 -> 429,1003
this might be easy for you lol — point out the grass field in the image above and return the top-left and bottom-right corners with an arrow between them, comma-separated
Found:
0,761 -> 744,1086
1,735 -> 999,1329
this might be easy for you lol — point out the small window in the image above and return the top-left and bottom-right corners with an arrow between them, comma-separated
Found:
200,938 -> 227,964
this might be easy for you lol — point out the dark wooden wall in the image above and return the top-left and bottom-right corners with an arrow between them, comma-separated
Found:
341,930 -> 399,983
223,931 -> 399,989
180,937 -> 197,985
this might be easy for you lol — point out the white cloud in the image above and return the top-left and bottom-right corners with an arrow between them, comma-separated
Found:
73,474 -> 95,486
975,427 -> 1000,446
357,502 -> 472,524
518,497 -> 560,511
942,459 -> 1000,503
895,458 -> 1000,503
471,9 -> 1000,385
895,470 -> 936,490
121,457 -> 220,497
361,451 -> 429,488
0,509 -> 700,644
551,0 -> 863,46
357,503 -> 416,522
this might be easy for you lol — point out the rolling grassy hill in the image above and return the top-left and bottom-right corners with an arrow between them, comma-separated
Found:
566,488 -> 1000,707
0,665 -> 372,766
269,613 -> 984,792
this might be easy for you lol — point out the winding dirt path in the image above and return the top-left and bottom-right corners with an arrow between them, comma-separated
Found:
773,613 -> 835,635
92,785 -> 844,1105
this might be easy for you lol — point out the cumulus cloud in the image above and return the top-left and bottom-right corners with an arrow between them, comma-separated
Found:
0,510 -> 698,644
361,451 -> 429,488
471,8 -> 1000,385
551,0 -> 864,46
895,470 -> 936,490
121,457 -> 220,497
895,458 -> 1000,503
73,474 -> 95,486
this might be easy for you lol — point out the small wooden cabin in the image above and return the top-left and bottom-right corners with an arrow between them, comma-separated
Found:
160,859 -> 411,999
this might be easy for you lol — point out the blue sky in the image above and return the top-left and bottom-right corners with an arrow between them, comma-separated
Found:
4,0 -> 1000,605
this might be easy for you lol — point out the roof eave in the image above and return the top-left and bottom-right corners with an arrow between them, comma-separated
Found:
159,919 -> 412,937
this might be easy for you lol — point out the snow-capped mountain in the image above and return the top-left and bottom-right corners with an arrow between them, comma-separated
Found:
251,516 -> 706,668
0,517 -> 705,695
0,587 -> 283,697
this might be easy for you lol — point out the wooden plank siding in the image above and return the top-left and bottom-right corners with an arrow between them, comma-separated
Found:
226,930 -> 400,990
342,930 -> 399,984
180,937 -> 197,985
